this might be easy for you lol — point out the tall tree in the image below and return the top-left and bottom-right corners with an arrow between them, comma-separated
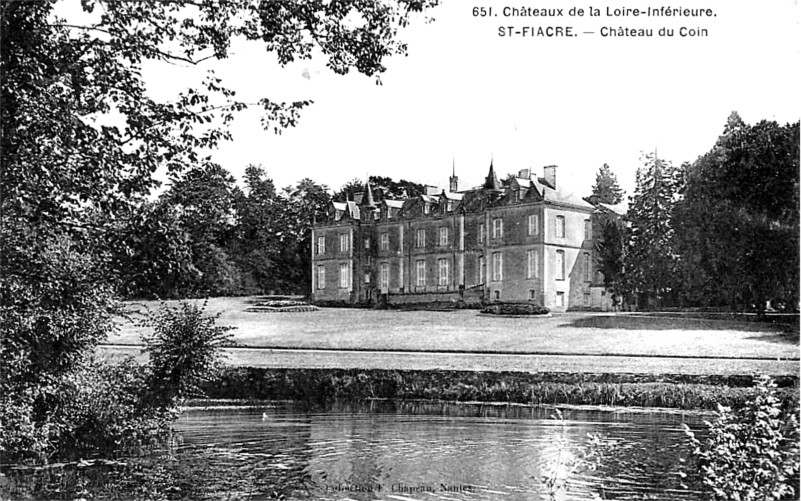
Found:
1,0 -> 437,459
594,217 -> 629,308
626,152 -> 682,308
673,113 -> 799,314
586,164 -> 625,205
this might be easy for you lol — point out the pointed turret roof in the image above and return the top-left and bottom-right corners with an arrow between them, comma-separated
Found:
362,179 -> 376,208
483,160 -> 500,190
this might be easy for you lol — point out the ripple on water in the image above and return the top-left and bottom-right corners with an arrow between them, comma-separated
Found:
165,402 -> 708,500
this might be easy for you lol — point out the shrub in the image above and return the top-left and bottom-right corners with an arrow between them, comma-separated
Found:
683,375 -> 800,500
140,300 -> 235,407
481,302 -> 550,315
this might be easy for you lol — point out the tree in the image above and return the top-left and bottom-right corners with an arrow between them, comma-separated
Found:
594,217 -> 629,308
626,152 -> 682,308
673,113 -> 799,314
586,164 -> 625,205
161,163 -> 242,296
332,175 -> 424,202
1,0 -> 438,461
280,178 -> 332,294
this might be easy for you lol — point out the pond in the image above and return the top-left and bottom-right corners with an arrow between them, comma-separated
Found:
1,401 -> 708,500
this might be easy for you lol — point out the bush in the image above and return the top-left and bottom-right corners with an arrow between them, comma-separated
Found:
1,300 -> 234,464
481,302 -> 550,315
683,375 -> 800,500
141,300 -> 235,407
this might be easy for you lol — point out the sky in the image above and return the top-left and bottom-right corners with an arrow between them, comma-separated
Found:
83,0 -> 801,198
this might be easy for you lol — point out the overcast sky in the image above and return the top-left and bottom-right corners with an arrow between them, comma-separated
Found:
133,0 -> 798,198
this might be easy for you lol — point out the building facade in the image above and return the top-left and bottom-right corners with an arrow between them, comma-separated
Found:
311,163 -> 611,312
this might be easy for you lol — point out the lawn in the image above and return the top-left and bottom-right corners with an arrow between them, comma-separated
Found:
109,296 -> 799,360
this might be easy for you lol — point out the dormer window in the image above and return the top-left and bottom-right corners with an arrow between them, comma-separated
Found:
446,200 -> 454,212
423,203 -> 430,215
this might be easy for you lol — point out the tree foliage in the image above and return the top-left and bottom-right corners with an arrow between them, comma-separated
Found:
626,152 -> 682,308
1,0 -> 437,462
586,163 -> 624,206
332,175 -> 425,202
673,113 -> 799,313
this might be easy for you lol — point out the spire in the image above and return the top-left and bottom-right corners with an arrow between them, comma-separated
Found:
362,178 -> 376,208
483,159 -> 500,190
449,158 -> 458,192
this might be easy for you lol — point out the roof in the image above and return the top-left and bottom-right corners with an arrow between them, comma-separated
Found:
441,191 -> 464,201
346,201 -> 360,219
598,201 -> 628,216
383,199 -> 404,209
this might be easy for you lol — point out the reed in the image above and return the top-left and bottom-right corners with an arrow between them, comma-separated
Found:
202,368 -> 799,411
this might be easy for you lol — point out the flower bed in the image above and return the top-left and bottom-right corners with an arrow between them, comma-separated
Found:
481,303 -> 550,316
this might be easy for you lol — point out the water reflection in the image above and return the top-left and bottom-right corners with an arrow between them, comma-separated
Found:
1,402 -> 706,500
173,402 -> 705,501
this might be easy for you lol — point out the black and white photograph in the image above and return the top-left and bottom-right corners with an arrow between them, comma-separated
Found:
1,0 -> 799,499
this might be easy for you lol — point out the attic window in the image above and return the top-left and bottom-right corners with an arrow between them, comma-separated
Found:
446,200 -> 454,212
423,204 -> 430,215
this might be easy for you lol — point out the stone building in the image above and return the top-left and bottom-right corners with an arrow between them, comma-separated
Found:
311,163 -> 612,311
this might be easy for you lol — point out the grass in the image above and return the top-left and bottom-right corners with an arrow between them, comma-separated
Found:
110,297 -> 799,360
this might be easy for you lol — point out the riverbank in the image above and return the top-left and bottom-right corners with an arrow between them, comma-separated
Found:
199,368 -> 799,411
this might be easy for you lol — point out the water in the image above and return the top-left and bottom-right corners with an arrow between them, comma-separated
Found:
168,401 -> 706,501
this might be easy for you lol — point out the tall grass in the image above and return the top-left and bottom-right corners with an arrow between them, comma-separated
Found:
203,368 -> 799,411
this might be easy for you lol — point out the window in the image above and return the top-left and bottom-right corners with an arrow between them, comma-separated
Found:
316,236 -> 325,255
364,272 -> 370,284
494,290 -> 501,300
556,216 -> 566,238
479,256 -> 486,284
556,250 -> 565,280
584,253 -> 591,282
340,233 -> 349,252
492,252 -> 503,281
527,249 -> 540,279
380,263 -> 389,290
478,223 -> 485,244
446,200 -> 454,212
416,228 -> 426,248
584,219 -> 592,240
316,265 -> 325,289
438,258 -> 449,286
529,290 -> 537,300
416,260 -> 426,287
528,214 -> 539,236
423,204 -> 430,215
380,232 -> 389,250
584,293 -> 591,307
339,263 -> 349,288
364,238 -> 370,249
556,291 -> 565,307
492,218 -> 503,239
439,226 -> 448,246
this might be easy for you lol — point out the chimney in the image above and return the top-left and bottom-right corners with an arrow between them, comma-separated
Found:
518,168 -> 530,179
543,165 -> 557,189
